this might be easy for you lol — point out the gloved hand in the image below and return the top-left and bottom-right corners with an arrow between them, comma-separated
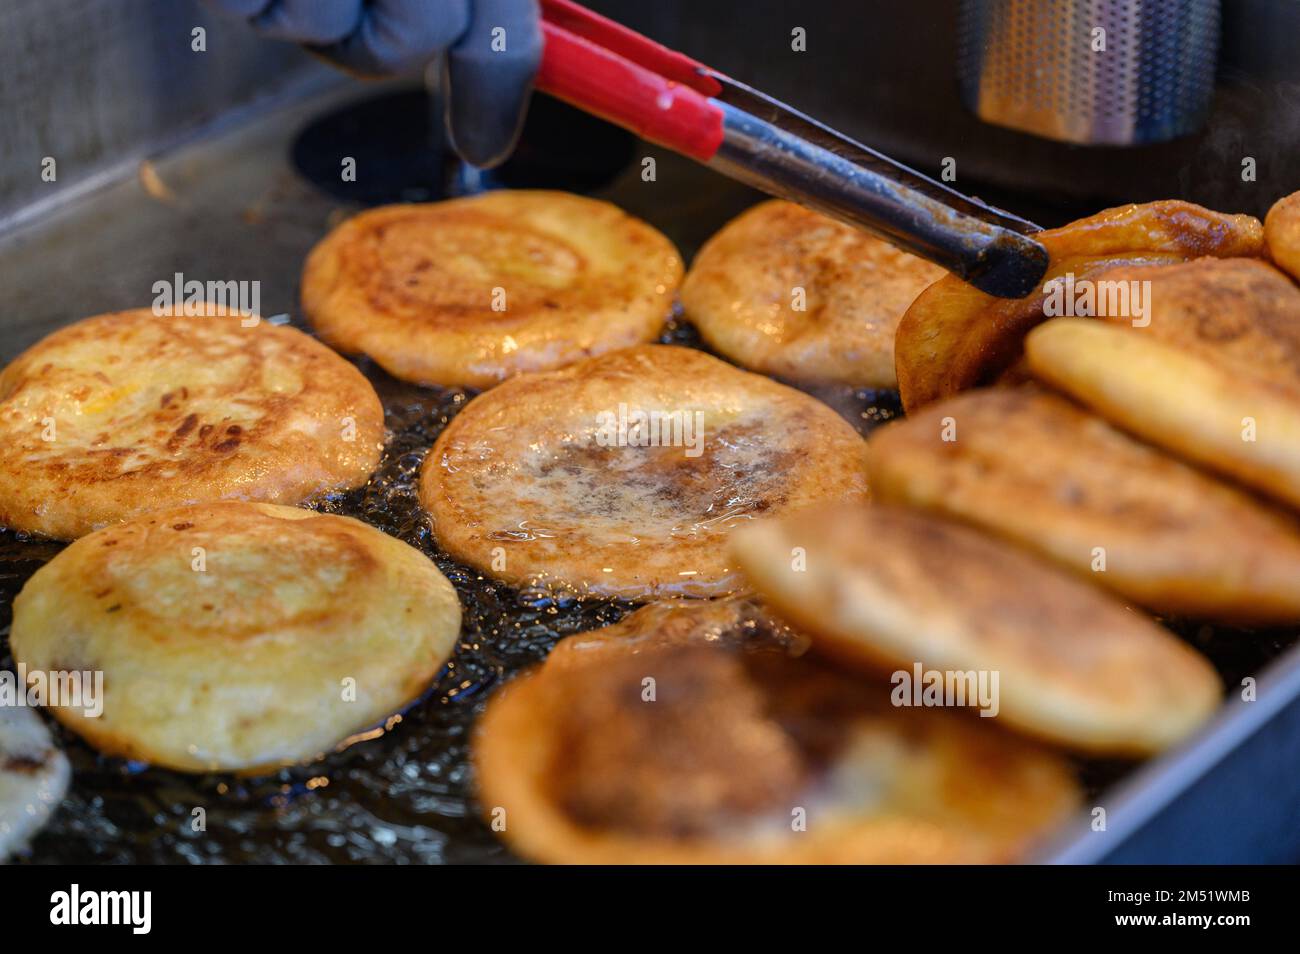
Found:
205,0 -> 541,168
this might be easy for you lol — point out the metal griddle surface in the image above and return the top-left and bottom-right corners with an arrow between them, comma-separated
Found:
2,81 -> 1298,864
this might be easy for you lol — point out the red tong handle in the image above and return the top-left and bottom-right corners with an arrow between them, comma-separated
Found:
536,0 -> 726,162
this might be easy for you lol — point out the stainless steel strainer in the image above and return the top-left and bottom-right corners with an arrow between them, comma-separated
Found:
958,0 -> 1221,145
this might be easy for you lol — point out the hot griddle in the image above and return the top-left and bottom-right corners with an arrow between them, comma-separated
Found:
3,79 -> 1299,864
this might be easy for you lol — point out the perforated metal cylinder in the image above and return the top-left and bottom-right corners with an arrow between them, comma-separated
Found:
958,0 -> 1220,145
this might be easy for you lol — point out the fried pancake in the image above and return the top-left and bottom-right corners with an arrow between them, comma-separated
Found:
868,387 -> 1300,623
1265,190 -> 1300,282
894,200 -> 1264,410
9,502 -> 462,774
301,190 -> 684,389
1025,258 -> 1300,509
0,707 -> 70,861
0,308 -> 384,540
680,200 -> 946,388
476,629 -> 1079,864
418,344 -> 869,599
731,505 -> 1221,755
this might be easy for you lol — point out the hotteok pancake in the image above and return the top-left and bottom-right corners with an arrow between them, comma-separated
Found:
10,501 -> 462,774
419,344 -> 869,599
301,190 -> 684,389
0,308 -> 383,539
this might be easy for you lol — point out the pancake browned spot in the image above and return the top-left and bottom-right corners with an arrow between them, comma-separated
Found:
301,190 -> 684,389
731,505 -> 1221,756
894,200 -> 1264,410
0,308 -> 384,540
680,200 -> 945,388
9,501 -> 462,774
1025,258 -> 1300,511
868,386 -> 1300,623
475,607 -> 1079,864
418,345 -> 869,599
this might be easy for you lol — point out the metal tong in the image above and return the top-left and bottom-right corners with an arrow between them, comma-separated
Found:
535,0 -> 1048,298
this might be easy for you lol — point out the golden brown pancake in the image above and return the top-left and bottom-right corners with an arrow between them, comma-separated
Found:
1025,258 -> 1300,510
301,190 -> 684,389
418,344 -> 869,599
680,200 -> 945,388
731,505 -> 1221,756
475,616 -> 1079,864
894,200 -> 1264,410
10,502 -> 462,774
1265,189 -> 1300,282
868,386 -> 1300,623
0,308 -> 384,540
0,707 -> 70,860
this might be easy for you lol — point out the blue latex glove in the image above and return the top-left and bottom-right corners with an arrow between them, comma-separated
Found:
206,0 -> 541,168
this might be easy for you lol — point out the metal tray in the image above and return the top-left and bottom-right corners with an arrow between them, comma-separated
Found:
3,79 -> 1297,864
